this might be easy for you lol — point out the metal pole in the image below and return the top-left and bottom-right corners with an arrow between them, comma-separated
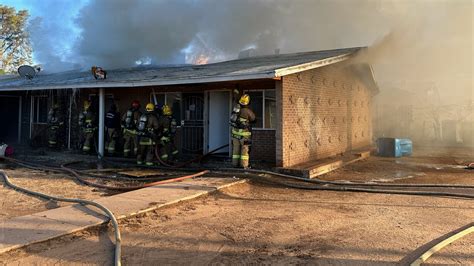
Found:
68,90 -> 73,150
18,96 -> 22,144
98,88 -> 105,158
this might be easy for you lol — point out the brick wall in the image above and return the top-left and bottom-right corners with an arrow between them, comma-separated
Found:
250,129 -> 276,163
277,63 -> 373,167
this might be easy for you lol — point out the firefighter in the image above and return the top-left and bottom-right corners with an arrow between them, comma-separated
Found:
47,103 -> 64,149
136,103 -> 159,166
230,94 -> 256,168
105,104 -> 121,155
78,100 -> 97,154
157,105 -> 179,163
122,100 -> 142,157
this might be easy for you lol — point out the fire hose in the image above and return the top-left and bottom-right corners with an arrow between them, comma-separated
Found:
409,222 -> 474,266
61,162 -> 209,191
154,143 -> 229,168
4,155 -> 474,264
0,170 -> 122,266
2,157 -> 209,191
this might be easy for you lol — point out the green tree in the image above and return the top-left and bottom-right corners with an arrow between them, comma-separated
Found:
0,5 -> 32,74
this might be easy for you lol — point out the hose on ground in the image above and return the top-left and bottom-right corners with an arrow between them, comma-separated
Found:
5,157 -> 173,181
409,223 -> 474,266
213,167 -> 474,189
96,157 -> 474,190
2,157 -> 209,191
254,175 -> 474,199
154,143 -> 229,168
61,162 -> 209,191
0,170 -> 122,266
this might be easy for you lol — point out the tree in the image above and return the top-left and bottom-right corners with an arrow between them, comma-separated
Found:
0,5 -> 32,74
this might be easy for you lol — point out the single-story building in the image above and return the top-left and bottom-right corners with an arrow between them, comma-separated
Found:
0,47 -> 379,168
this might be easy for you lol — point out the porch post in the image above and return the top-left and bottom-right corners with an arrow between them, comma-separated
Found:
68,90 -> 73,150
98,88 -> 105,158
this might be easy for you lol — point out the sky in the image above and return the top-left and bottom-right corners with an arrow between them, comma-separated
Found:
2,0 -> 88,69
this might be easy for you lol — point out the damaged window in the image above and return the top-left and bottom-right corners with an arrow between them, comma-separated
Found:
246,89 -> 276,129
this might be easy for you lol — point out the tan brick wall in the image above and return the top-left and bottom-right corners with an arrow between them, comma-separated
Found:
277,63 -> 373,167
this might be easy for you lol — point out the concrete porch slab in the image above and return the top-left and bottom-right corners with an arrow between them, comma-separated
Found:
0,177 -> 246,254
278,150 -> 371,179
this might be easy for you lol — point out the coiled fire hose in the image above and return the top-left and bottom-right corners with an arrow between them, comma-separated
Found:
0,170 -> 122,266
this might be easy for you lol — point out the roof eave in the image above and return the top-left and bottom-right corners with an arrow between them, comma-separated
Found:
0,72 -> 276,91
273,52 -> 354,77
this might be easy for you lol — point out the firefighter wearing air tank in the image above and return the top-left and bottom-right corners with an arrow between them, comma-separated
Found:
230,94 -> 256,168
122,100 -> 142,157
78,100 -> 97,153
47,103 -> 64,148
158,105 -> 179,163
105,104 -> 121,155
136,103 -> 159,165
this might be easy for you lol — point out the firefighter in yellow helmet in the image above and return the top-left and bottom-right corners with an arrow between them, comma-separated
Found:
47,103 -> 64,149
230,94 -> 256,168
78,100 -> 97,153
157,104 -> 179,163
136,103 -> 159,165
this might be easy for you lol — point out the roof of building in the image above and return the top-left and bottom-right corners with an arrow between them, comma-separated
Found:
0,47 -> 365,91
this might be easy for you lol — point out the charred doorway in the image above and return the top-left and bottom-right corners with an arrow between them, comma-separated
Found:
181,93 -> 204,154
0,96 -> 21,144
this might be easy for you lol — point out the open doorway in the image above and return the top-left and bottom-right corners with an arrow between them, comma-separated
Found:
0,96 -> 21,144
205,91 -> 230,155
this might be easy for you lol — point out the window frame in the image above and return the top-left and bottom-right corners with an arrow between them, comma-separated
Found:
150,92 -> 182,106
150,92 -> 182,121
244,89 -> 276,130
30,95 -> 49,125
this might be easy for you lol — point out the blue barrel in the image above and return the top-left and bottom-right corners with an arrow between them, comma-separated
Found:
377,138 -> 412,157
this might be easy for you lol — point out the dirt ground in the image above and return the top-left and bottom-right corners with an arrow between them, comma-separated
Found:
0,166 -> 110,221
1,146 -> 473,265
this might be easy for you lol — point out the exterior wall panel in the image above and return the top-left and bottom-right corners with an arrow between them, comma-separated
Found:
279,63 -> 373,167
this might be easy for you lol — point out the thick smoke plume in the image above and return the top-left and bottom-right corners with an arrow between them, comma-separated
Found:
28,0 -> 472,146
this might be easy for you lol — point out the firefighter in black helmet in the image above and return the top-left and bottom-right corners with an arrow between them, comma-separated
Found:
47,103 -> 64,149
105,104 -> 121,155
79,100 -> 97,154
122,100 -> 142,157
136,103 -> 159,165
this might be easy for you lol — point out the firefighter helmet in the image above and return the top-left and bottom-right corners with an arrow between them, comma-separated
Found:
52,103 -> 60,110
239,94 -> 250,106
83,100 -> 91,110
145,103 -> 155,112
162,105 -> 172,116
131,100 -> 140,109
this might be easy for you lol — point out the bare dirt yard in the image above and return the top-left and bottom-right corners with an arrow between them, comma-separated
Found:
1,146 -> 473,265
0,166 -> 109,221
